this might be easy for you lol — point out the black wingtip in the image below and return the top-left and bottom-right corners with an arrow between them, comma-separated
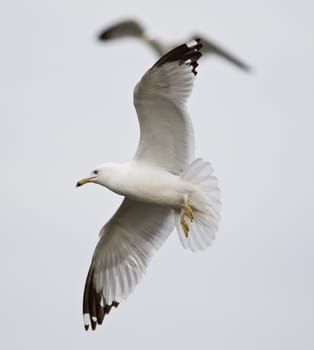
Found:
152,39 -> 203,76
83,265 -> 120,331
98,30 -> 110,41
97,19 -> 145,42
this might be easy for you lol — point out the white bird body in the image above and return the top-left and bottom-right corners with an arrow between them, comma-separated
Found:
95,161 -> 195,208
77,40 -> 221,330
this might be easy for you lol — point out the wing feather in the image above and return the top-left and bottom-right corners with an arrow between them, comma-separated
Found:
83,198 -> 174,330
133,40 -> 202,174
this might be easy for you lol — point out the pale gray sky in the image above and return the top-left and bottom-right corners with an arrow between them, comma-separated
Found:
1,0 -> 314,349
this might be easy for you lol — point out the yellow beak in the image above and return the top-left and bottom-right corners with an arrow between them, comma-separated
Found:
76,177 -> 93,187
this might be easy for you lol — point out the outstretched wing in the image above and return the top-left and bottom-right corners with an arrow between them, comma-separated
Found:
133,40 -> 202,174
83,198 -> 174,330
190,34 -> 251,71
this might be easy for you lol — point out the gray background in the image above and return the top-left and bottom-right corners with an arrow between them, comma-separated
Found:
1,0 -> 313,349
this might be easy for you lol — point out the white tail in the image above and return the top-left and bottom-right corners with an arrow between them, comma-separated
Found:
174,158 -> 221,252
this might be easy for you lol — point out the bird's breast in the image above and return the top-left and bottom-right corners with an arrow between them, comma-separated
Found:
106,163 -> 187,208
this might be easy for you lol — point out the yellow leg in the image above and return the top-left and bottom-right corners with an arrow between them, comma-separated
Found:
180,197 -> 194,238
184,200 -> 194,222
180,211 -> 189,237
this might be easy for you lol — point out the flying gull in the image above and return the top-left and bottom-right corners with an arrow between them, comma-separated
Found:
98,19 -> 251,71
76,39 -> 221,330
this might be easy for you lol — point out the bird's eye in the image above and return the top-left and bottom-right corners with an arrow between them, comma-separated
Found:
93,170 -> 99,175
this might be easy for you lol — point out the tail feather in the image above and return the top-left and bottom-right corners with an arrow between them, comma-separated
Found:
181,158 -> 213,181
175,158 -> 221,252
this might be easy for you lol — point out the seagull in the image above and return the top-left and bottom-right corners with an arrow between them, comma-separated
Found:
76,39 -> 221,331
98,19 -> 251,72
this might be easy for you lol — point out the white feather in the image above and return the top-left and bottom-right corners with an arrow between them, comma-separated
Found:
175,158 -> 221,252
133,62 -> 196,174
91,199 -> 174,302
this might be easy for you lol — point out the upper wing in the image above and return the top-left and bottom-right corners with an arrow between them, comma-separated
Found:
190,34 -> 251,72
98,19 -> 145,41
83,198 -> 174,330
133,40 -> 202,174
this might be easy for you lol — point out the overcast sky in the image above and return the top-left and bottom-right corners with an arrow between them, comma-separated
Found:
1,0 -> 314,349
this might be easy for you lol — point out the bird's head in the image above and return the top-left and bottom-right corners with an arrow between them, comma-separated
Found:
76,165 -> 107,187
